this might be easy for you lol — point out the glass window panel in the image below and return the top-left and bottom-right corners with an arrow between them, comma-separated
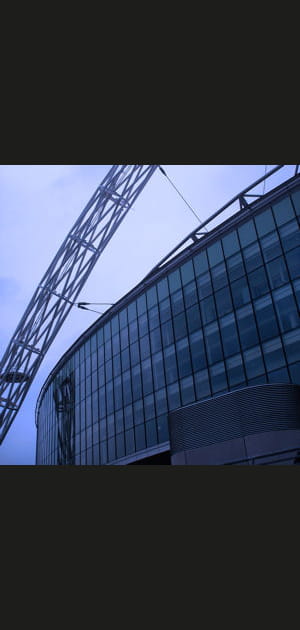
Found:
200,295 -> 217,324
291,189 -> 300,216
120,327 -> 129,351
189,330 -> 207,371
159,296 -> 171,323
227,252 -> 245,282
226,353 -> 246,387
98,346 -> 105,367
113,353 -> 121,378
137,294 -> 147,316
146,420 -> 157,447
279,220 -> 300,252
161,320 -> 174,347
85,338 -> 91,356
99,388 -> 106,417
283,329 -> 300,364
255,208 -> 276,237
293,278 -> 300,310
186,303 -> 202,334
121,347 -> 130,372
222,230 -> 240,257
141,357 -> 153,394
128,302 -> 137,322
254,295 -> 279,341
146,285 -> 158,309
211,262 -> 227,291
114,375 -> 123,410
285,247 -> 300,279
215,286 -> 233,317
106,382 -> 114,414
243,242 -> 263,272
93,443 -> 100,465
140,334 -> 151,360
273,285 -> 299,332
231,276 -> 250,308
133,399 -> 144,426
210,361 -> 227,394
194,368 -> 211,400
152,351 -> 165,390
129,319 -> 138,343
155,387 -> 167,414
124,404 -> 134,430
150,327 -> 162,353
289,362 -> 300,385
204,321 -> 223,365
135,424 -> 146,450
236,304 -> 259,349
168,268 -> 182,293
105,339 -> 112,362
171,288 -> 185,315
130,341 -> 140,366
115,409 -> 124,434
164,345 -> 178,384
261,231 -> 283,262
99,418 -> 107,441
167,382 -> 181,410
132,364 -> 143,401
272,195 -> 295,226
263,337 -> 286,372
173,312 -> 188,340
193,250 -> 209,275
119,308 -> 128,329
116,433 -> 125,459
157,277 -> 169,301
111,315 -> 119,336
104,322 -> 111,342
125,429 -> 135,455
148,304 -> 160,331
266,256 -> 289,289
122,370 -> 132,405
157,415 -> 169,443
248,266 -> 269,299
207,240 -> 224,267
180,260 -> 195,285
183,280 -> 198,308
180,375 -> 195,405
105,359 -> 112,383
238,220 -> 257,247
138,313 -> 149,337
220,313 -> 240,357
244,346 -> 266,379
100,442 -> 107,465
176,337 -> 192,378
268,367 -> 290,384
107,414 -> 115,438
197,271 -> 213,298
144,393 -> 155,420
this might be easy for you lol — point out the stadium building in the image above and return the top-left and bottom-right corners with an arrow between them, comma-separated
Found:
35,169 -> 300,465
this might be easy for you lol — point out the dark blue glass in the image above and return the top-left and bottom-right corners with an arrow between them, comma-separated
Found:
231,276 -> 250,308
164,345 -> 178,384
186,303 -> 202,334
167,382 -> 181,410
200,295 -> 217,324
152,351 -> 165,390
289,362 -> 300,385
168,268 -> 182,293
129,319 -> 138,343
157,277 -> 169,301
161,320 -> 174,348
134,424 -> 146,450
285,247 -> 300,279
130,341 -> 140,366
173,312 -> 188,340
222,230 -> 240,257
226,353 -> 246,387
261,231 -> 283,262
112,333 -> 120,356
266,257 -> 289,289
171,288 -> 185,315
125,429 -> 135,454
105,339 -> 112,361
105,359 -> 112,383
176,337 -> 192,378
157,415 -> 169,443
180,260 -> 195,285
207,240 -> 224,267
197,270 -> 212,298
114,376 -> 123,409
183,280 -> 198,308
267,367 -> 290,384
220,313 -> 240,357
141,357 -> 153,394
291,189 -> 300,216
243,242 -> 263,272
210,361 -> 227,394
137,293 -> 147,316
146,285 -> 158,308
99,418 -> 107,441
244,346 -> 266,379
144,393 -> 155,420
215,286 -> 233,317
254,295 -> 279,341
115,409 -> 124,433
124,404 -> 134,429
248,267 -> 269,299
140,334 -> 150,360
119,308 -> 128,329
150,327 -> 162,353
108,437 -> 116,462
106,382 -> 114,414
227,252 -> 245,282
279,220 -> 300,252
100,442 -> 107,465
117,433 -> 125,458
194,368 -> 211,400
121,347 -> 130,371
155,388 -> 168,414
211,262 -> 227,291
138,312 -> 149,337
193,250 -> 209,275
238,219 -> 257,247
122,370 -> 132,405
204,321 -> 223,364
254,208 -> 276,237
132,364 -> 142,401
273,285 -> 300,332
236,304 -> 259,350
99,388 -> 106,417
113,353 -> 121,378
283,329 -> 300,364
146,420 -> 157,447
111,316 -> 119,336
189,330 -> 207,371
120,327 -> 129,351
272,195 -> 295,226
293,279 -> 300,310
148,305 -> 160,331
159,296 -> 171,323
180,375 -> 195,405
262,337 -> 286,372
128,301 -> 137,322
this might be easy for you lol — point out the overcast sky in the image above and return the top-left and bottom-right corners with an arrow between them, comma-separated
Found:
0,164 -> 295,465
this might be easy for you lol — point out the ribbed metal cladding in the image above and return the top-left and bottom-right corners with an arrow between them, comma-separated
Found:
169,384 -> 300,454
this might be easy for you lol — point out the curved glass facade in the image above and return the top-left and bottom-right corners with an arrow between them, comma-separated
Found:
36,180 -> 300,465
